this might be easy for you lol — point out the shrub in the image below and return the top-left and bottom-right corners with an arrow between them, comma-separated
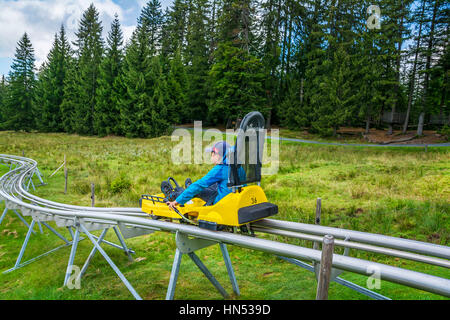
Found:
438,125 -> 450,141
109,175 -> 132,194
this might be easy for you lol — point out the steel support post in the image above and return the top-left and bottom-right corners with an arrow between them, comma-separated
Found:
12,219 -> 36,270
166,248 -> 183,300
165,232 -> 239,300
0,207 -> 8,225
27,174 -> 36,191
187,251 -> 229,299
78,224 -> 142,300
64,225 -> 80,286
78,228 -> 109,279
113,226 -> 134,261
34,168 -> 46,186
220,243 -> 240,295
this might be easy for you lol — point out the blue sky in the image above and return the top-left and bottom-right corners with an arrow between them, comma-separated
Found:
0,0 -> 173,77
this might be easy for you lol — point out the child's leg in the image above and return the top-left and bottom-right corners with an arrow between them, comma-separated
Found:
196,183 -> 218,205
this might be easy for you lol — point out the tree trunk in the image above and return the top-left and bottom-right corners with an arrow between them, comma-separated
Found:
266,109 -> 272,131
300,78 -> 304,104
208,0 -> 217,63
418,0 -> 439,136
378,100 -> 384,128
241,1 -> 250,53
279,3 -> 288,92
286,0 -> 293,75
403,0 -> 426,134
417,112 -> 425,136
365,106 -> 371,134
387,100 -> 395,135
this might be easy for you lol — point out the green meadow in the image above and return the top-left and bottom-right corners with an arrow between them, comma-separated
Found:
0,131 -> 448,300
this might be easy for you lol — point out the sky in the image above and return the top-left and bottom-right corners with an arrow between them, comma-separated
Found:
0,0 -> 173,77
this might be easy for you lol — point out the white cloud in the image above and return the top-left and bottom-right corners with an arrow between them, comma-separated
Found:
0,0 -> 135,69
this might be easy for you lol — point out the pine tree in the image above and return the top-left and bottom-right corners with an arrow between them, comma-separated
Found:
217,0 -> 257,51
72,4 -> 104,135
3,33 -> 36,131
151,57 -> 171,136
208,0 -> 268,124
208,42 -> 267,124
311,45 -> 356,136
377,0 -> 409,135
298,0 -> 327,130
119,22 -> 169,138
184,0 -> 211,122
0,75 -> 6,126
166,50 -> 188,123
36,25 -> 71,132
161,0 -> 189,58
403,0 -> 426,133
355,2 -> 385,134
138,0 -> 164,56
416,0 -> 448,133
259,0 -> 282,126
60,56 -> 78,133
94,14 -> 124,136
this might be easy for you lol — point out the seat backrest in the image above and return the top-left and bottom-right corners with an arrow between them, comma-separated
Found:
227,111 -> 266,188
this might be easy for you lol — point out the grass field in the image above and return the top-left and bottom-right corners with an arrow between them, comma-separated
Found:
0,131 -> 449,300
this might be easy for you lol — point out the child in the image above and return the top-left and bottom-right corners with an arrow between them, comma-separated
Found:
166,141 -> 231,210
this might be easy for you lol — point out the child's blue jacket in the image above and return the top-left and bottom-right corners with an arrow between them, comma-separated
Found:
175,146 -> 247,205
175,163 -> 231,205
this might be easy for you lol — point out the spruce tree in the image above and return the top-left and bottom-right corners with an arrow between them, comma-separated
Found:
94,14 -> 124,136
36,25 -> 71,132
161,0 -> 189,58
209,0 -> 268,124
166,50 -> 188,123
259,0 -> 282,126
355,4 -> 384,134
151,57 -> 171,136
3,33 -> 36,131
416,0 -> 448,133
185,0 -> 211,122
297,0 -> 326,130
208,42 -> 267,124
119,22 -> 169,138
72,4 -> 104,135
60,56 -> 78,133
138,0 -> 164,56
0,75 -> 6,126
311,45 -> 356,136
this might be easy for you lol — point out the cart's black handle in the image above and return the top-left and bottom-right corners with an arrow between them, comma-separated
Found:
167,177 -> 180,189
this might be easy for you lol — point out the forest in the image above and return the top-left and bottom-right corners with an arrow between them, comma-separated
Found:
0,0 -> 448,138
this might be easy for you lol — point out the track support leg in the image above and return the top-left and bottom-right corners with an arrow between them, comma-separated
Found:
165,232 -> 239,300
79,224 -> 142,300
64,226 -> 80,286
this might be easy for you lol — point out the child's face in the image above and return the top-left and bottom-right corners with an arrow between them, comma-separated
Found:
211,152 -> 222,164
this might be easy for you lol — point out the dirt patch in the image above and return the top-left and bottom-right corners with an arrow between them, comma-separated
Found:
339,128 -> 446,145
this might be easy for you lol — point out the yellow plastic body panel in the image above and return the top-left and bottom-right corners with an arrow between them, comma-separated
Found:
141,185 -> 269,227
141,193 -> 205,219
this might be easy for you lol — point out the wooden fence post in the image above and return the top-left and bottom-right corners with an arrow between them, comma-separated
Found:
91,183 -> 95,207
316,235 -> 335,300
64,154 -> 68,194
313,198 -> 322,251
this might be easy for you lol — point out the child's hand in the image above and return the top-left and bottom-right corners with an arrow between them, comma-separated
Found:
166,201 -> 179,210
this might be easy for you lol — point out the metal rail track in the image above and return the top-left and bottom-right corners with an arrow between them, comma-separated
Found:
0,154 -> 449,298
